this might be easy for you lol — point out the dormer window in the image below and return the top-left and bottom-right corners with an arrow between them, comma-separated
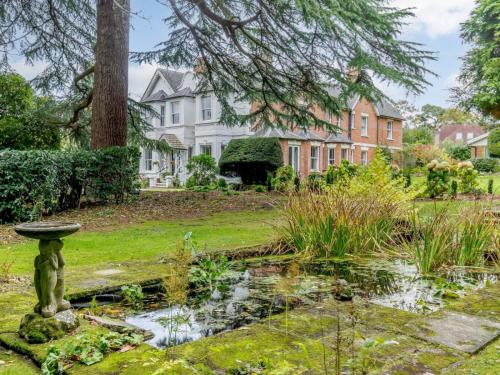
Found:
160,105 -> 165,127
456,133 -> 463,141
171,101 -> 180,124
201,95 -> 212,121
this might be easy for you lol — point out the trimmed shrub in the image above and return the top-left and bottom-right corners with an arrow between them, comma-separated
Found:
472,158 -> 498,172
0,147 -> 140,223
219,137 -> 283,184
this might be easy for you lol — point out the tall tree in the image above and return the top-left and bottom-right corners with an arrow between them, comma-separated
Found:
454,0 -> 500,119
2,0 -> 435,143
136,0 -> 435,130
91,0 -> 130,149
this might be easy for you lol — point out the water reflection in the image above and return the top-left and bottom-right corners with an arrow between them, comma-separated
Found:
125,258 -> 497,348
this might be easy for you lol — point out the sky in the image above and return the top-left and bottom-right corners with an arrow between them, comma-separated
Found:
12,0 -> 476,110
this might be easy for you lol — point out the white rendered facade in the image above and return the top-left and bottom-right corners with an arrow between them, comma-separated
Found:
139,69 -> 252,186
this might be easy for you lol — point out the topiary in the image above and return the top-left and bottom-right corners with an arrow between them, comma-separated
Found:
219,137 -> 283,184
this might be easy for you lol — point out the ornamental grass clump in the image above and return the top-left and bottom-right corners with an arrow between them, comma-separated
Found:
405,205 -> 496,273
281,149 -> 417,257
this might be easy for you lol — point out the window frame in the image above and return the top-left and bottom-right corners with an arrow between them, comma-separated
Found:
350,112 -> 355,129
328,147 -> 336,165
171,101 -> 180,124
387,120 -> 393,140
144,148 -> 153,171
456,133 -> 463,141
201,95 -> 212,121
200,144 -> 212,156
361,150 -> 368,166
341,148 -> 349,161
310,145 -> 320,171
288,144 -> 300,173
160,105 -> 165,127
361,114 -> 368,137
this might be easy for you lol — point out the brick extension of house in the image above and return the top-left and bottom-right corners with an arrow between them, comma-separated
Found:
253,92 -> 403,179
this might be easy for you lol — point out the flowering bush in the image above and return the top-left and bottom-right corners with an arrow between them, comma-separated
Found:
425,159 -> 451,198
456,161 -> 479,193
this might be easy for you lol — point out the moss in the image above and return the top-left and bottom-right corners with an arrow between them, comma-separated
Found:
0,348 -> 39,375
445,338 -> 500,374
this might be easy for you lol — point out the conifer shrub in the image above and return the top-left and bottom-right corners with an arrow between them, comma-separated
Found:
219,137 -> 282,184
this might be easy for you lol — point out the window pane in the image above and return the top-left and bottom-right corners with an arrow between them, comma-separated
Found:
160,105 -> 165,126
310,146 -> 319,170
329,148 -> 335,164
200,144 -> 212,155
171,101 -> 180,124
201,95 -> 212,120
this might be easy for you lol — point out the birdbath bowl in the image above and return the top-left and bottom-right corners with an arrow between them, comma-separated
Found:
14,222 -> 81,343
15,222 -> 80,240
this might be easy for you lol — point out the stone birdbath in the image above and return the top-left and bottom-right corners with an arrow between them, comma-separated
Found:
14,222 -> 81,343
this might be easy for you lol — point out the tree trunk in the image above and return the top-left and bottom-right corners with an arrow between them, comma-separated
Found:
91,0 -> 130,149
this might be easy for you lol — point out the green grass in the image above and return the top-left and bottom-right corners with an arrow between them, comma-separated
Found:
412,173 -> 500,194
0,209 -> 281,277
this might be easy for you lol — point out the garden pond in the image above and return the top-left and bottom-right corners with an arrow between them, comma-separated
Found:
103,258 -> 497,349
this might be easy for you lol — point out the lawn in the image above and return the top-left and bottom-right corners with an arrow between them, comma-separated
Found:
0,209 -> 281,277
411,173 -> 500,194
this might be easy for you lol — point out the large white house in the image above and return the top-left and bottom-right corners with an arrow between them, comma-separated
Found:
139,68 -> 252,186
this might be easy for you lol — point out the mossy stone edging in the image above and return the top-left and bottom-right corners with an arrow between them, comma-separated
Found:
19,310 -> 79,344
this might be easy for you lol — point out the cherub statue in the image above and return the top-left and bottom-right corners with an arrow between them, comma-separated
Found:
34,239 -> 71,318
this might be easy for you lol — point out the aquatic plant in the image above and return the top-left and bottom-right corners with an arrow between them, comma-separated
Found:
121,284 -> 144,310
281,150 -> 417,257
455,208 -> 494,266
405,205 -> 495,272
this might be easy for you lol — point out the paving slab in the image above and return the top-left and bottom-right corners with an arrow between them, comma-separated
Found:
94,268 -> 124,276
413,311 -> 500,353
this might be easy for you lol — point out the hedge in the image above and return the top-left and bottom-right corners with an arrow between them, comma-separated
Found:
219,137 -> 283,184
489,128 -> 500,158
472,158 -> 498,173
0,147 -> 140,223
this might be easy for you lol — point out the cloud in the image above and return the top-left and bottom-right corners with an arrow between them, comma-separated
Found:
128,62 -> 159,99
391,0 -> 475,38
9,59 -> 48,80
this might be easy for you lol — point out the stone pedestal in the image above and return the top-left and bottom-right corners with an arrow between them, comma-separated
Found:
14,221 -> 81,343
19,310 -> 79,344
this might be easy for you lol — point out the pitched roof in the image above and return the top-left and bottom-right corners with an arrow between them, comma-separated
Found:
375,98 -> 403,120
325,85 -> 403,119
324,133 -> 353,144
141,90 -> 168,103
253,127 -> 305,140
296,130 -> 326,141
467,131 -> 489,145
159,133 -> 187,150
436,124 -> 485,143
166,87 -> 195,99
158,69 -> 185,91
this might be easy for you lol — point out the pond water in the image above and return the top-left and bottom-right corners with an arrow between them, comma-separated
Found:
125,258 -> 497,348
